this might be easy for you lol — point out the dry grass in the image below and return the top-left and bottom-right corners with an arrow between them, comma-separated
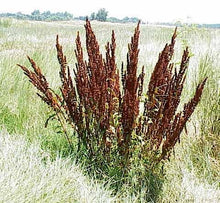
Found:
0,131 -> 114,202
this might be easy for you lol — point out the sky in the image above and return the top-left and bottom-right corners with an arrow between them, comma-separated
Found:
1,0 -> 219,23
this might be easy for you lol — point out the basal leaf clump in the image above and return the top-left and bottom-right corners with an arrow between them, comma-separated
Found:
18,19 -> 207,172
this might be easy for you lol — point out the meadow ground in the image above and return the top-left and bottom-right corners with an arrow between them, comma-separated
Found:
0,18 -> 219,202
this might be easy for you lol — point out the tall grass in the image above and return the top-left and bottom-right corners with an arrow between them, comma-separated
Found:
188,53 -> 220,186
0,131 -> 114,202
0,18 -> 219,202
0,18 -> 12,28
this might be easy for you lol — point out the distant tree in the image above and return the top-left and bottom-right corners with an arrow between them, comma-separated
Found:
96,8 -> 108,22
42,11 -> 51,17
16,12 -> 28,20
64,11 -> 73,20
41,11 -> 50,20
31,10 -> 40,16
76,16 -> 87,21
121,16 -> 140,23
31,10 -> 42,20
107,17 -> 121,23
90,12 -> 96,20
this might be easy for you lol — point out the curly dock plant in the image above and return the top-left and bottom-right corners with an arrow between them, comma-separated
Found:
18,19 -> 207,170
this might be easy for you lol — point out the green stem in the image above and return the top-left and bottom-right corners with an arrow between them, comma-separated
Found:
56,112 -> 73,152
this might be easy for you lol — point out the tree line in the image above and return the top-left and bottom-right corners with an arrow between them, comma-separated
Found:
0,10 -> 73,21
0,8 -> 140,23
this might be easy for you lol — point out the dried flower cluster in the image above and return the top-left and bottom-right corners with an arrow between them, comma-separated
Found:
18,19 -> 207,167
138,28 -> 207,161
120,21 -> 145,159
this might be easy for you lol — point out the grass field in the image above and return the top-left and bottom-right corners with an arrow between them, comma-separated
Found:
0,17 -> 219,202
